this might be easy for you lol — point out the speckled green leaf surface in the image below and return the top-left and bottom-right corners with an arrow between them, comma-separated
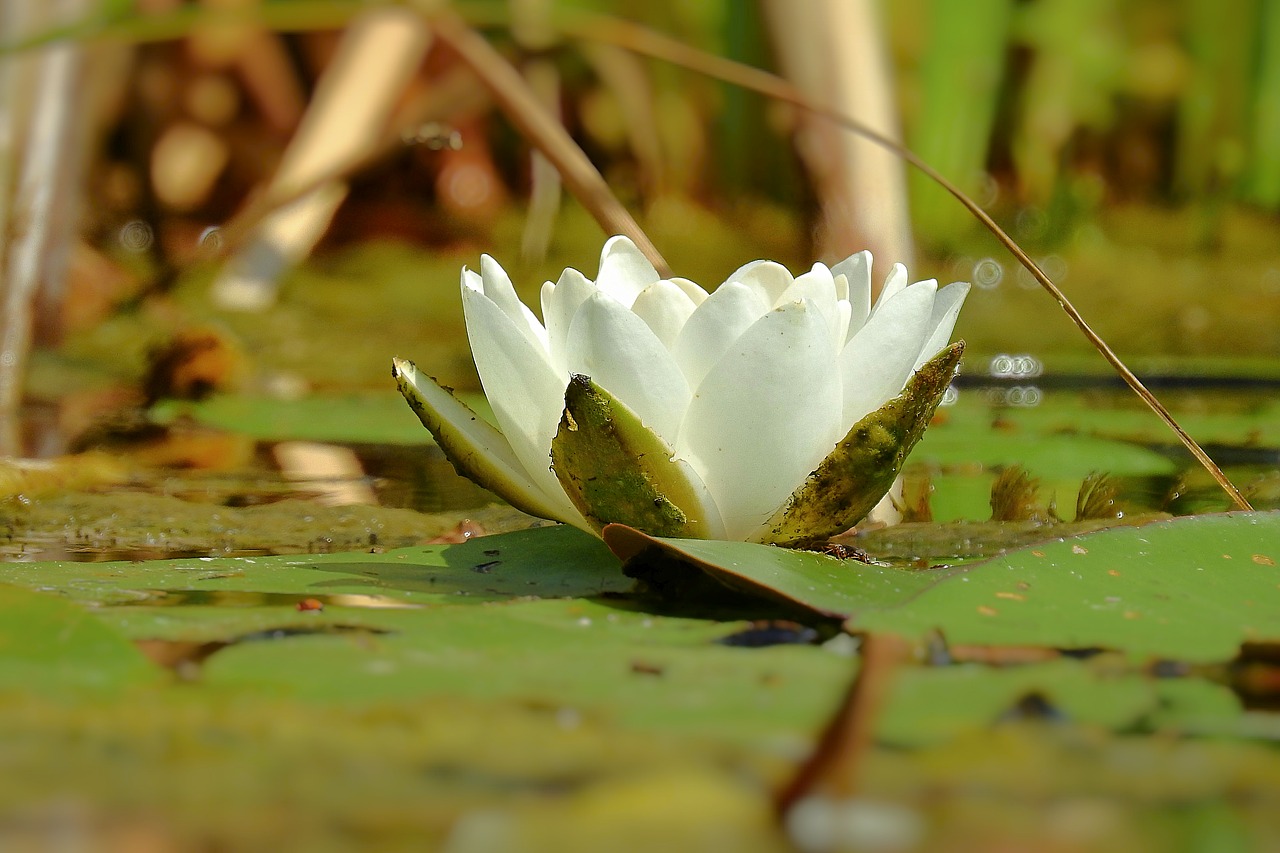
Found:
608,512 -> 1280,663
3,526 -> 625,613
849,511 -> 1280,663
603,524 -> 946,617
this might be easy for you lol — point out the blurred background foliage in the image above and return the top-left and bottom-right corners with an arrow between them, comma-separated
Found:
0,0 -> 1278,457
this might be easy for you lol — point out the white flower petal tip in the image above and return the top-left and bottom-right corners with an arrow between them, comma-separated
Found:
397,240 -> 970,547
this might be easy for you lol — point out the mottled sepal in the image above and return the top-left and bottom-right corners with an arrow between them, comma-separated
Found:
752,342 -> 965,548
551,375 -> 720,538
391,357 -> 565,522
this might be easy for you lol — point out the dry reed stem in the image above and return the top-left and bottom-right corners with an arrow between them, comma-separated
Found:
429,9 -> 669,277
0,0 -> 88,452
763,0 -> 913,269
211,6 -> 430,310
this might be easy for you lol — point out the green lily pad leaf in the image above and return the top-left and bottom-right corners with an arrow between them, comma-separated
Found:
608,512 -> 1280,663
1,526 -> 625,635
881,658 -> 1244,746
754,342 -> 965,547
916,425 -> 1178,481
0,536 -> 849,744
1147,678 -> 1244,734
393,358 -> 565,521
552,374 -> 719,537
198,597 -> 848,740
881,659 -> 1167,746
0,583 -> 159,693
150,392 -> 447,445
601,524 -> 947,618
848,510 -> 1280,663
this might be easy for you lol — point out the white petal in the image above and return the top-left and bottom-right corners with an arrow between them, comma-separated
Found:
677,300 -> 844,540
914,281 -> 972,370
462,267 -> 483,294
595,235 -> 659,308
477,255 -> 548,354
672,281 -> 770,391
462,284 -> 578,518
832,252 -> 872,339
839,281 -> 937,425
780,263 -> 841,348
566,292 -> 691,443
832,272 -> 849,302
541,267 -> 594,376
872,263 -> 909,312
725,260 -> 794,308
835,299 -> 852,351
631,280 -> 699,349
670,276 -> 709,306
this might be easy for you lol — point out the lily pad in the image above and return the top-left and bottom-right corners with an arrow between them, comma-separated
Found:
880,658 -> 1232,745
602,524 -> 948,617
849,511 -> 1280,663
607,512 -> 1280,663
2,525 -> 627,615
0,584 -> 159,694
0,527 -> 855,744
150,393 -> 444,445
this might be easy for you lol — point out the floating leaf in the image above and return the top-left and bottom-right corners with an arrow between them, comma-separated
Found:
880,658 -> 1196,746
913,402 -> 1179,479
0,584 -> 159,694
849,511 -> 1280,663
1,526 -> 626,624
608,512 -> 1280,663
602,525 -> 947,618
151,391 -> 450,445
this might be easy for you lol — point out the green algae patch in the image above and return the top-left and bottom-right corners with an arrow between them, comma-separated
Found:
0,490 -> 536,558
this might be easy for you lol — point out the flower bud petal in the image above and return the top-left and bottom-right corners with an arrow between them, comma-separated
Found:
392,358 -> 584,526
839,280 -> 937,425
566,292 -> 691,443
552,375 -> 724,538
914,281 -> 972,370
678,299 -> 844,540
752,342 -> 965,547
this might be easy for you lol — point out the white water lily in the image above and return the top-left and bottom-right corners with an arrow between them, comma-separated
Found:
394,236 -> 969,545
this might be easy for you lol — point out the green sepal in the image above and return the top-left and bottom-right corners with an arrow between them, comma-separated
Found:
551,375 -> 716,538
752,342 -> 966,548
391,358 -> 565,522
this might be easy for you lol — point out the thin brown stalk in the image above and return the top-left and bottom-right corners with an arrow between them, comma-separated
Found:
775,632 -> 908,815
193,6 -> 667,276
429,9 -> 669,277
565,13 -> 1254,513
